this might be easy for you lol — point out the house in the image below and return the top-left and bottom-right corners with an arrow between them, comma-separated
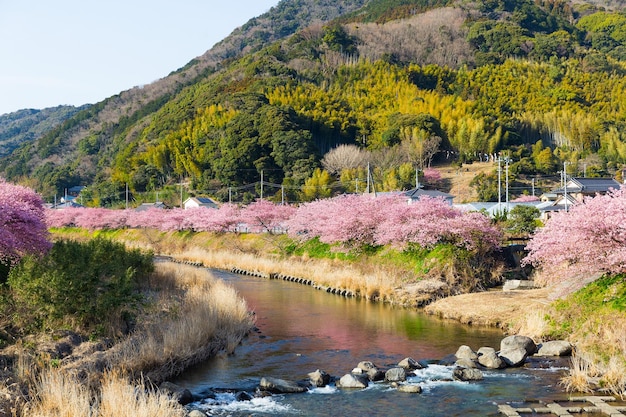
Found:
404,187 -> 455,206
183,197 -> 218,210
66,185 -> 85,196
135,202 -> 167,212
538,177 -> 621,219
554,177 -> 621,202
51,201 -> 84,209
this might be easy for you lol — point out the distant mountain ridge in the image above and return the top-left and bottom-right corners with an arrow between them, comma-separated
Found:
0,105 -> 88,158
0,0 -> 368,163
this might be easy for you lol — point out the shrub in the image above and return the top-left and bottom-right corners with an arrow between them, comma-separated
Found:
5,238 -> 153,335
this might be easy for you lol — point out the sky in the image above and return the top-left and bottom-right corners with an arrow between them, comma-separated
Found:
0,0 -> 280,116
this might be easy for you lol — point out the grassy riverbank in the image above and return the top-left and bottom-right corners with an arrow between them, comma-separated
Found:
52,227 -> 504,307
0,243 -> 253,416
48,228 -> 626,396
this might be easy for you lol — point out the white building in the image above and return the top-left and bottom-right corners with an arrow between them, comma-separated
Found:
183,197 -> 219,210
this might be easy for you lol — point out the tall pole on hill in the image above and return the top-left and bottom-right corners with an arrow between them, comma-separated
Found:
505,156 -> 510,213
497,156 -> 502,210
564,161 -> 569,212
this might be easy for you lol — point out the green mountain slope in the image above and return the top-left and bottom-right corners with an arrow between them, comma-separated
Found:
1,0 -> 626,206
0,106 -> 88,158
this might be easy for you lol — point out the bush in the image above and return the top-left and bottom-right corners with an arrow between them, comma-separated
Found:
4,238 -> 153,336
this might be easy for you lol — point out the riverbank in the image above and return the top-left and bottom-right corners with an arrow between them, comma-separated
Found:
49,228 -> 626,396
424,287 -> 551,330
48,228 -> 538,330
0,258 -> 253,416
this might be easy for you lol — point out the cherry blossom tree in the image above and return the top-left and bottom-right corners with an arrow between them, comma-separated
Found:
511,195 -> 540,202
287,193 -> 501,252
287,194 -> 394,247
239,200 -> 296,234
523,187 -> 626,289
46,207 -> 82,228
374,197 -> 501,252
0,178 -> 51,265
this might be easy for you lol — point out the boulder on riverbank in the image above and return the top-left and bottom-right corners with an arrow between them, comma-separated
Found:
398,357 -> 425,370
536,340 -> 572,357
259,377 -> 307,394
397,384 -> 423,393
477,347 -> 505,369
499,347 -> 528,367
452,367 -> 484,381
336,373 -> 369,389
385,367 -> 407,383
308,369 -> 331,387
500,335 -> 537,356
159,381 -> 193,405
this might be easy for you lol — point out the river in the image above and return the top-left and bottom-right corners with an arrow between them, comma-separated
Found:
174,269 -> 570,416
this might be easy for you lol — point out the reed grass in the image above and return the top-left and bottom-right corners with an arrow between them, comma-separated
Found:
25,370 -> 185,417
109,262 -> 253,383
175,246 -> 400,301
98,372 -> 185,417
5,260 -> 253,416
561,352 -> 596,394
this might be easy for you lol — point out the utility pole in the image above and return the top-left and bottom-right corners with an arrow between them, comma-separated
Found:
366,162 -> 371,194
125,183 -> 128,210
531,178 -> 535,197
228,187 -> 232,204
505,156 -> 510,213
564,161 -> 569,212
260,170 -> 264,200
415,168 -> 420,190
497,156 -> 502,211
180,177 -> 183,209
281,185 -> 285,205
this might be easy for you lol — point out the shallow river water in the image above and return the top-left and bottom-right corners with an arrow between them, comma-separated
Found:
175,269 -> 570,417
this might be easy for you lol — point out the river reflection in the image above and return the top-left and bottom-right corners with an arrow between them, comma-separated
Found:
175,269 -> 569,416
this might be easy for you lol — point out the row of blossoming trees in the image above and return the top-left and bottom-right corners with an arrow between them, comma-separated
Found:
3,175 -> 626,293
45,195 -> 503,254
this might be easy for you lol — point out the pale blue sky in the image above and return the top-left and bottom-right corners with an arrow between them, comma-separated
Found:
0,0 -> 279,115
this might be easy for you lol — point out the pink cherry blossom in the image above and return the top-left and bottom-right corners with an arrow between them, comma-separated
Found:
0,178 -> 51,264
523,186 -> 626,289
239,200 -> 296,234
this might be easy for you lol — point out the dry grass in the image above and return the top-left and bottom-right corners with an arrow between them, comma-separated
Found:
424,287 -> 552,329
562,314 -> 626,397
98,372 -> 185,417
25,370 -> 185,417
434,162 -> 494,204
108,262 -> 253,383
25,370 -> 93,417
174,247 -> 399,301
514,308 -> 551,341
561,352 -> 597,394
3,261 -> 254,416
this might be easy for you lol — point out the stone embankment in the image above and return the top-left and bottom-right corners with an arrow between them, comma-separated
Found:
230,267 -> 358,298
170,259 -> 359,299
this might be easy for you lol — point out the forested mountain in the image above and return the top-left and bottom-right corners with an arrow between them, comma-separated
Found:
2,0 -> 626,206
0,106 -> 87,158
